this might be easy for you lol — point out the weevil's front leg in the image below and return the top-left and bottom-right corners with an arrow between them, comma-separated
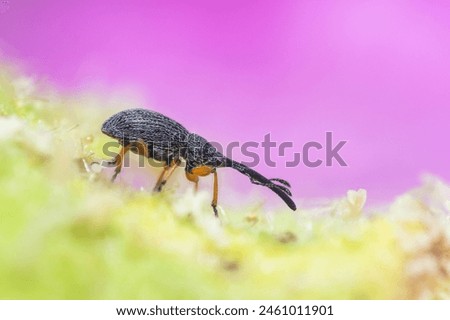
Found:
153,159 -> 180,192
212,170 -> 218,217
185,171 -> 199,192
111,144 -> 131,182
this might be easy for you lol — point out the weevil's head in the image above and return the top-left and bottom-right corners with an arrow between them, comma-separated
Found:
185,133 -> 226,174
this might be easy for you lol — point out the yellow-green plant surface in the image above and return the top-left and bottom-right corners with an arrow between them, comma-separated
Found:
0,66 -> 449,299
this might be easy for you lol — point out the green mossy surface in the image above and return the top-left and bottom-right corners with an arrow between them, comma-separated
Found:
0,67 -> 449,299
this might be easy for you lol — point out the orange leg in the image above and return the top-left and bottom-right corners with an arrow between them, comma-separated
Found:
153,159 -> 180,192
212,170 -> 218,217
185,171 -> 199,192
134,139 -> 150,169
194,180 -> 199,193
135,139 -> 149,158
186,169 -> 218,216
153,166 -> 170,192
111,145 -> 131,182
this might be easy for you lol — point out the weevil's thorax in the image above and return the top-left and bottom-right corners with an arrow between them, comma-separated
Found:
185,133 -> 226,173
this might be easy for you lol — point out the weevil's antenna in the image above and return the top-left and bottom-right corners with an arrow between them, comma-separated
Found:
224,158 -> 297,211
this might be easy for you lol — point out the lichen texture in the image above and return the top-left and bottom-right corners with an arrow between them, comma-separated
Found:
0,66 -> 449,299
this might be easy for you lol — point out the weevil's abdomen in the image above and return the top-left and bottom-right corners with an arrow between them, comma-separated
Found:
102,108 -> 190,161
101,108 -> 188,140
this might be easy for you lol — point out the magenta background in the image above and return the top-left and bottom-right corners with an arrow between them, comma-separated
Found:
1,0 -> 449,203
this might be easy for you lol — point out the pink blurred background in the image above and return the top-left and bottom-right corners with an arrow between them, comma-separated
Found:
0,0 -> 449,204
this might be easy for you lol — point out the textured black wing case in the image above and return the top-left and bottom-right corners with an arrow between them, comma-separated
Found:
102,108 -> 190,161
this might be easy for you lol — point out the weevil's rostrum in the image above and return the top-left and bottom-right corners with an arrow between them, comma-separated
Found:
101,108 -> 296,215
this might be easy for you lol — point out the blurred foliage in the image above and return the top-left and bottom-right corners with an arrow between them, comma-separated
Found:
0,66 -> 449,299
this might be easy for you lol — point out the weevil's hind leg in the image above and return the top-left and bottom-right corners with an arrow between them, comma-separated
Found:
211,170 -> 218,217
111,145 -> 131,182
153,159 -> 180,192
153,166 -> 169,192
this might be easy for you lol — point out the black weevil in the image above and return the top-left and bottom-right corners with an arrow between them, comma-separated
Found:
101,108 -> 296,216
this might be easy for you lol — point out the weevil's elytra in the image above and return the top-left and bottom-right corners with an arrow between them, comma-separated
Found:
101,108 -> 297,215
